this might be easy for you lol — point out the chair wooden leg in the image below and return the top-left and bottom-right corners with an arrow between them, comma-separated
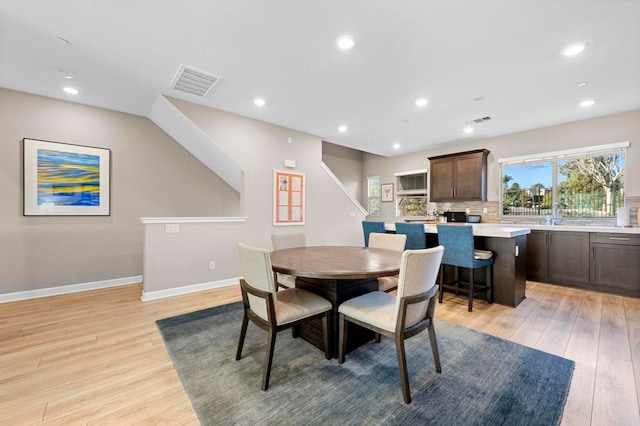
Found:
261,329 -> 277,391
338,314 -> 348,364
427,321 -> 442,373
438,264 -> 444,303
235,311 -> 249,360
322,312 -> 331,360
487,264 -> 493,304
468,268 -> 474,312
394,334 -> 411,404
454,266 -> 459,295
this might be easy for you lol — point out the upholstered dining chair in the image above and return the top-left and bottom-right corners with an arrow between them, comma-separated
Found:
436,224 -> 493,312
362,221 -> 386,247
271,231 -> 306,289
236,243 -> 332,391
338,246 -> 444,404
368,232 -> 407,292
394,222 -> 427,249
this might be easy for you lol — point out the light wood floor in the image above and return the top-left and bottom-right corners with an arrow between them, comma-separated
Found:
1,281 -> 639,425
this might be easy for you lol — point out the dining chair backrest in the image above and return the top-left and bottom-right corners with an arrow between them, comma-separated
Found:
395,246 -> 444,328
368,232 -> 407,253
436,224 -> 476,268
237,243 -> 277,321
394,222 -> 427,249
362,221 -> 386,247
271,232 -> 306,251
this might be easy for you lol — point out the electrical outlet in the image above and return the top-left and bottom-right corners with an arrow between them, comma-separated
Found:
465,208 -> 470,214
483,207 -> 488,214
209,261 -> 216,270
165,224 -> 180,233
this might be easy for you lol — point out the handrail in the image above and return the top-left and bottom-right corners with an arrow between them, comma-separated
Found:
320,162 -> 368,216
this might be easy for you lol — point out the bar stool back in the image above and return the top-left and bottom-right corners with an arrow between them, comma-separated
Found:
436,224 -> 493,312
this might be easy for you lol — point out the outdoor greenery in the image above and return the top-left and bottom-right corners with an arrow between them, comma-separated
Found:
502,153 -> 624,217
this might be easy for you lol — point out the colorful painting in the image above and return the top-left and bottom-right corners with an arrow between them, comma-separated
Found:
24,138 -> 111,216
37,149 -> 101,206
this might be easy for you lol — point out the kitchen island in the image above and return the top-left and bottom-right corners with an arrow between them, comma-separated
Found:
386,223 -> 531,307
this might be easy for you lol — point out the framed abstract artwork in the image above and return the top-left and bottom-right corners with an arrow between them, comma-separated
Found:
23,138 -> 111,216
273,170 -> 305,226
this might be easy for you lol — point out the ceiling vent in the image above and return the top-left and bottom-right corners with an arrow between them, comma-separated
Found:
170,65 -> 222,97
466,116 -> 492,125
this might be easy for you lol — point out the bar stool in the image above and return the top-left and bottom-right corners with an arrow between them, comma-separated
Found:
436,224 -> 493,312
395,222 -> 427,249
362,221 -> 385,247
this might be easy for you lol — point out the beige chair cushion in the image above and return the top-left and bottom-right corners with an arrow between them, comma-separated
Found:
474,249 -> 493,260
368,233 -> 407,252
377,275 -> 399,292
274,288 -> 332,325
276,272 -> 296,288
338,291 -> 397,332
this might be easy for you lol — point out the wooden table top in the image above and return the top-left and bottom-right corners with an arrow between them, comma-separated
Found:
270,245 -> 402,280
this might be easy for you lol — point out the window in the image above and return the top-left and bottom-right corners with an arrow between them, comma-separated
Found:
500,143 -> 627,218
395,170 -> 428,217
367,176 -> 380,216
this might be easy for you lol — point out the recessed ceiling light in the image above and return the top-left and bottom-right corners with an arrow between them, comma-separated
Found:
253,98 -> 266,107
338,125 -> 348,133
579,99 -> 595,108
463,127 -> 474,134
415,98 -> 428,107
392,143 -> 400,150
562,43 -> 585,56
63,87 -> 78,95
577,81 -> 588,87
336,35 -> 355,50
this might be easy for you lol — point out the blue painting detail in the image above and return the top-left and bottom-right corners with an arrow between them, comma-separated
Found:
37,149 -> 101,206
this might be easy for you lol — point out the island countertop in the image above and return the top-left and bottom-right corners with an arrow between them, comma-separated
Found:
385,223 -> 531,238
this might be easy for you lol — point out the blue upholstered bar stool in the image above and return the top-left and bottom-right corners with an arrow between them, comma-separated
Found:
436,224 -> 493,312
362,221 -> 386,247
394,222 -> 427,249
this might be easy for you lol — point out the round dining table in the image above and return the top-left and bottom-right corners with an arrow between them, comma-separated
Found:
270,245 -> 402,357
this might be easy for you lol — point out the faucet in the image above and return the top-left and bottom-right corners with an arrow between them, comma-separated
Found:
551,203 -> 562,225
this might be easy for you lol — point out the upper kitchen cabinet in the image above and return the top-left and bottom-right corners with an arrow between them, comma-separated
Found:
428,149 -> 489,202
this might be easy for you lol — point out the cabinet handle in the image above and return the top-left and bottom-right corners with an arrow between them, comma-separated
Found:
609,237 -> 630,241
451,188 -> 455,197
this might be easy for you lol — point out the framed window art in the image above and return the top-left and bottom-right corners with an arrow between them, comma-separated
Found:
23,138 -> 111,216
273,170 -> 305,226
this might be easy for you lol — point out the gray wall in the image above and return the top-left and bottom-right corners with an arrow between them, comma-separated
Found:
142,98 -> 366,293
322,141 -> 364,203
0,88 -> 239,293
363,109 -> 640,223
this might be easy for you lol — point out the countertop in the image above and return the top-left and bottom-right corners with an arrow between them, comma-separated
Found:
502,223 -> 640,234
385,223 -> 530,238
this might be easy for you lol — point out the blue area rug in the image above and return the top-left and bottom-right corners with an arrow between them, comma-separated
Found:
157,302 -> 573,425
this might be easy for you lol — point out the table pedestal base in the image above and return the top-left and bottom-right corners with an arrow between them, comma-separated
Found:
295,277 -> 377,358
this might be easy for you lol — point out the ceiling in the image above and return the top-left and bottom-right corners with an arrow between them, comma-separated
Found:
1,1 -> 639,157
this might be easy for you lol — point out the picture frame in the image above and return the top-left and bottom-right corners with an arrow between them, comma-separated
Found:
273,170 -> 305,226
23,138 -> 111,216
381,183 -> 394,202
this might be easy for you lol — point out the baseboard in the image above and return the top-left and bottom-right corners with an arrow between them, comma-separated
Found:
140,277 -> 240,302
0,275 -> 143,304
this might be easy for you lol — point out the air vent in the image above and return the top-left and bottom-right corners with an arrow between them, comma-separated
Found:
170,65 -> 222,97
466,116 -> 492,125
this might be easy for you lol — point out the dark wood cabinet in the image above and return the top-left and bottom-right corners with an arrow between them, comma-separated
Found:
526,230 -> 590,286
429,149 -> 489,202
590,233 -> 640,297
